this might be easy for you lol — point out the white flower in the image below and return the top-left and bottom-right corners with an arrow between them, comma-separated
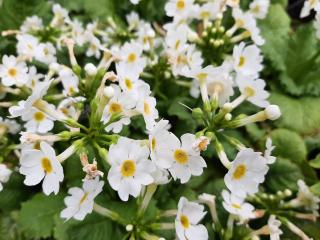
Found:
166,24 -> 188,52
59,68 -> 79,96
222,190 -> 255,221
21,106 -> 55,133
136,22 -> 156,50
154,132 -> 207,183
196,2 -> 220,21
16,34 -> 39,59
291,180 -> 320,215
268,215 -> 283,240
26,66 -> 44,89
136,85 -> 159,130
249,0 -> 270,19
175,197 -> 208,240
0,164 -> 12,192
35,42 -> 57,65
0,55 -> 28,87
233,42 -> 263,77
165,0 -> 195,20
86,36 -> 101,59
300,0 -> 320,18
0,117 -> 20,134
192,136 -> 210,152
264,138 -> 276,164
107,137 -> 155,201
126,12 -> 141,30
20,141 -> 64,195
101,85 -> 136,133
60,178 -> 104,221
236,74 -> 269,108
51,4 -> 70,27
224,148 -> 268,198
20,16 -> 43,33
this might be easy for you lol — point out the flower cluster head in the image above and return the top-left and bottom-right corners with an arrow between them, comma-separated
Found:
0,1 -> 318,240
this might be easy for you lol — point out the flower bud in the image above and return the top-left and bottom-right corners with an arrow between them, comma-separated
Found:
103,86 -> 114,98
265,105 -> 281,120
225,113 -> 232,121
84,63 -> 97,76
126,224 -> 133,232
192,108 -> 203,119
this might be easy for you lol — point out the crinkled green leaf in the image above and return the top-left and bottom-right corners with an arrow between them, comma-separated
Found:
270,93 -> 320,134
17,193 -> 64,239
270,128 -> 307,164
265,158 -> 304,192
310,182 -> 320,196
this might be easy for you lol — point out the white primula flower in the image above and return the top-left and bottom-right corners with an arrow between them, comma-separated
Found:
0,164 -> 12,192
301,0 -> 320,18
233,42 -> 263,77
20,16 -> 43,33
60,177 -> 104,221
290,180 -> 320,216
175,197 -> 208,240
156,133 -> 207,183
264,138 -> 276,164
165,0 -> 195,19
116,41 -> 146,73
166,24 -> 188,52
20,141 -> 64,195
196,2 -> 220,21
222,190 -> 255,221
0,117 -> 20,135
26,66 -> 44,89
268,215 -> 283,240
70,19 -> 86,46
137,22 -> 156,50
136,85 -> 158,130
86,36 -> 101,59
51,4 -> 70,27
60,69 -> 79,96
236,74 -> 269,108
0,55 -> 28,87
249,0 -> 270,19
16,34 -> 40,59
224,148 -> 269,198
107,137 -> 155,201
126,12 -> 141,30
101,85 -> 136,133
21,106 -> 55,133
35,42 -> 57,65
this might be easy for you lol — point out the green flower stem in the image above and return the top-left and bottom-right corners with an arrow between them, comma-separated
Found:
138,184 -> 157,218
93,202 -> 126,225
149,222 -> 175,230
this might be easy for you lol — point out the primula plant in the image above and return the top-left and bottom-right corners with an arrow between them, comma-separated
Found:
0,0 -> 320,239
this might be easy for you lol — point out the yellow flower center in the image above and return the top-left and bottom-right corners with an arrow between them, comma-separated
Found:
196,73 -> 208,82
127,53 -> 137,63
121,160 -> 136,177
244,87 -> 255,97
236,19 -> 245,27
109,102 -> 122,114
251,5 -> 260,13
144,102 -> 151,115
176,0 -> 185,10
41,157 -> 53,174
151,138 -> 156,151
238,56 -> 246,67
79,192 -> 88,204
8,68 -> 17,77
180,215 -> 190,229
34,111 -> 45,122
200,11 -> 210,19
175,40 -> 181,50
174,149 -> 188,164
232,164 -> 247,180
125,78 -> 133,90
232,203 -> 242,209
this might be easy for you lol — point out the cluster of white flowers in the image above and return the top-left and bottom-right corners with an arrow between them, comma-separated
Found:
0,1 -> 318,240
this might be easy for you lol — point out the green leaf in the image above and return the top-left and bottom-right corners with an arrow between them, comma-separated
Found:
270,93 -> 320,135
259,4 -> 290,71
309,154 -> 320,169
18,193 -> 64,239
270,128 -> 307,164
265,158 -> 304,192
310,182 -> 320,196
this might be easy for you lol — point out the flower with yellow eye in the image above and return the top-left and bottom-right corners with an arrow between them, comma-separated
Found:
19,141 -> 64,195
117,41 -> 146,73
249,0 -> 270,19
222,190 -> 255,221
165,0 -> 195,20
101,85 -> 136,133
22,105 -> 55,133
233,42 -> 263,77
107,137 -> 155,201
175,197 -> 208,240
0,55 -> 28,87
61,177 -> 104,221
224,148 -> 268,198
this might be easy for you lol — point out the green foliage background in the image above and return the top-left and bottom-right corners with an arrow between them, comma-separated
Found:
0,0 -> 320,239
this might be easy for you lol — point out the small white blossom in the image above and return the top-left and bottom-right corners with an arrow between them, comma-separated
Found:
0,164 -> 12,192
0,55 -> 28,87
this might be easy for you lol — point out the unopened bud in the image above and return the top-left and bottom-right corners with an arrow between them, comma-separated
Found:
126,224 -> 133,232
103,86 -> 114,98
84,63 -> 97,76
225,113 -> 232,121
265,105 -> 281,120
192,108 -> 203,119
